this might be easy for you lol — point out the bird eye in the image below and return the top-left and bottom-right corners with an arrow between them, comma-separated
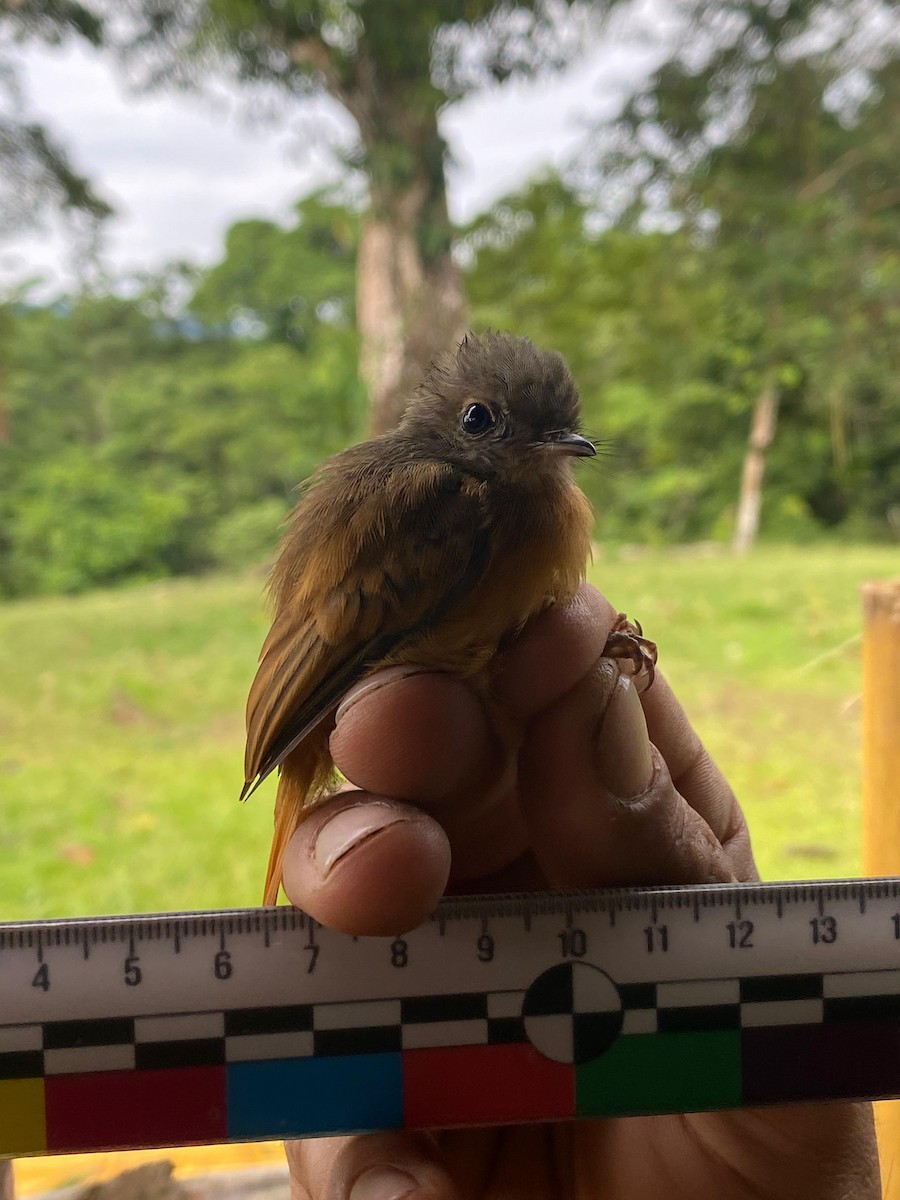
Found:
461,403 -> 496,436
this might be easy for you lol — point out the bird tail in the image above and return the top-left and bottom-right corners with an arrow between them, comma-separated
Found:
263,776 -> 302,905
262,743 -> 330,906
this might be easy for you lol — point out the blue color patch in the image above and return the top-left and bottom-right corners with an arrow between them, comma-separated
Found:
227,1055 -> 404,1139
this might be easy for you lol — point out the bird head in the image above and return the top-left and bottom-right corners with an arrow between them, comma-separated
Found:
401,331 -> 595,479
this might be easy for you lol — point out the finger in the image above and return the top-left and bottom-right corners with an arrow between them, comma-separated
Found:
287,1130 -> 459,1200
638,671 -> 757,879
281,791 -> 451,935
330,669 -> 526,880
328,587 -> 621,881
330,585 -> 620,791
492,584 -> 619,720
519,661 -> 741,888
331,667 -> 500,804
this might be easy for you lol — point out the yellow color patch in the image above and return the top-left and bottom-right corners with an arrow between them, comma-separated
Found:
0,1078 -> 46,1155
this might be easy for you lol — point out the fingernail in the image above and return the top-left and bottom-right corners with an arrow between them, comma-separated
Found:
314,803 -> 407,877
335,666 -> 431,725
595,677 -> 654,799
349,1166 -> 418,1200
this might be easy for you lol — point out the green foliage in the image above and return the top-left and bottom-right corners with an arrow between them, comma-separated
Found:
190,193 -> 358,346
9,451 -> 194,594
3,5 -> 898,595
208,498 -> 287,568
0,545 -> 891,918
462,29 -> 900,546
140,0 -> 597,102
463,179 -> 747,539
569,2 -> 900,542
0,197 -> 366,597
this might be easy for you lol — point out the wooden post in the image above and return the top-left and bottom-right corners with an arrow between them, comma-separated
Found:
862,581 -> 900,1199
863,581 -> 900,866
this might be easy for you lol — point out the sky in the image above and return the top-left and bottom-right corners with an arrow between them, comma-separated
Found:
0,7 -> 663,296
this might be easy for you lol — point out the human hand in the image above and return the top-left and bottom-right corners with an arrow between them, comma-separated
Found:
280,585 -> 880,1200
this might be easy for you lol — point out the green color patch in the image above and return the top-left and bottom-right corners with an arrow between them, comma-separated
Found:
576,1031 -> 742,1116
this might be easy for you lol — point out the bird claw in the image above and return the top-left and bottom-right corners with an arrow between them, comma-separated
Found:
602,613 -> 658,689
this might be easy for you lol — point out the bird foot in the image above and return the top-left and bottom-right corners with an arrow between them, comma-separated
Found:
603,613 -> 658,689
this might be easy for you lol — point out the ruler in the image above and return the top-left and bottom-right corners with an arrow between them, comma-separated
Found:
3,878 -> 900,1158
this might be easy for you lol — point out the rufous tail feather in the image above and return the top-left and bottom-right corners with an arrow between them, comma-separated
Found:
263,768 -> 313,905
262,739 -> 333,905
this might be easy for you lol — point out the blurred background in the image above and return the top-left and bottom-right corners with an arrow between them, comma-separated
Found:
0,0 -> 898,923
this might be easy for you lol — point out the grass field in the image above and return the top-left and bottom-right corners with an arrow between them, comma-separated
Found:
0,544 -> 896,921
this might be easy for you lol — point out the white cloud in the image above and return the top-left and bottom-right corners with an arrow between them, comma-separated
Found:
444,20 -> 660,222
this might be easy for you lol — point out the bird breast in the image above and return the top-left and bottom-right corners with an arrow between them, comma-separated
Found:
383,471 -> 594,677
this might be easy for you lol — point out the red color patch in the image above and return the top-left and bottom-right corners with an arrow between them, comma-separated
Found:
403,1044 -> 573,1129
45,1067 -> 227,1152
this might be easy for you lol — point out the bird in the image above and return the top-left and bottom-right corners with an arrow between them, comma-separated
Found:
243,331 -> 657,904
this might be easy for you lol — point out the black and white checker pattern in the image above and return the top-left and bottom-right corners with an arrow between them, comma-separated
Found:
2,968 -> 899,1077
522,963 -> 622,1063
0,992 -> 531,1078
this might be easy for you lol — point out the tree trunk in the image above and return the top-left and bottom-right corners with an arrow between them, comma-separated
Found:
357,180 -> 466,434
732,378 -> 779,554
328,32 -> 468,435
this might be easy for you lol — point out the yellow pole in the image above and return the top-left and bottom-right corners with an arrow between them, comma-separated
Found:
862,581 -> 900,1199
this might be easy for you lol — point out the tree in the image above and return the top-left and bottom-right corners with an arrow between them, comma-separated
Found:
463,176 -> 767,542
116,0 -> 602,430
464,126 -> 899,547
584,0 -> 900,548
0,0 -> 110,473
0,235 -> 367,596
189,191 -> 358,348
0,2 -> 112,240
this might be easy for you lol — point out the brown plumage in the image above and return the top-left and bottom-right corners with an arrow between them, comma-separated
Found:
244,331 -> 656,904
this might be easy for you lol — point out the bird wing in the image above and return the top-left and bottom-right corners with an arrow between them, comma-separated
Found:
242,454 -> 492,798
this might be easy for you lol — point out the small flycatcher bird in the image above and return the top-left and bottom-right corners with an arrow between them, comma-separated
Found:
244,331 -> 656,903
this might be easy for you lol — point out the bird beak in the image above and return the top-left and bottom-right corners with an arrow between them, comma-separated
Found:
546,432 -> 596,458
